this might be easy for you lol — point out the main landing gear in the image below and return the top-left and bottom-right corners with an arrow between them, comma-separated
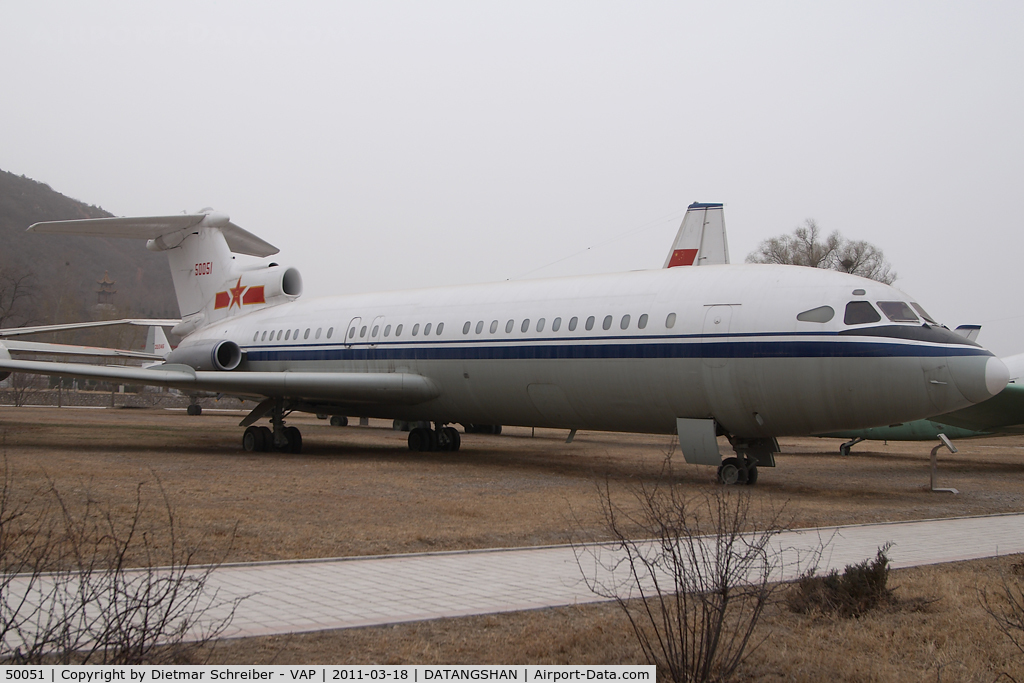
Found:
717,456 -> 758,486
716,436 -> 777,486
408,423 -> 461,452
241,399 -> 303,453
839,437 -> 864,456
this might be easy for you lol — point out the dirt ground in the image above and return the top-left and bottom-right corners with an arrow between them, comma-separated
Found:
2,405 -> 1023,677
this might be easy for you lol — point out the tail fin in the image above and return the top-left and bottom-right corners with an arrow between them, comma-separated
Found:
28,210 -> 300,336
145,326 -> 171,358
663,202 -> 730,268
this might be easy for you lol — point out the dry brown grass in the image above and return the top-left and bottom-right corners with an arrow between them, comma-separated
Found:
2,406 -> 1024,677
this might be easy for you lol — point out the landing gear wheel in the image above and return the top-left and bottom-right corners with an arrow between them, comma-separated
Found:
242,426 -> 265,452
443,427 -> 461,452
187,404 -> 202,416
717,457 -> 748,485
284,426 -> 302,453
330,415 -> 349,427
258,426 -> 272,451
409,427 -> 430,452
839,444 -> 851,456
744,464 -> 758,486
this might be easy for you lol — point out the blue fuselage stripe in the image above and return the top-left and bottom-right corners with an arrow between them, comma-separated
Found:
244,339 -> 988,363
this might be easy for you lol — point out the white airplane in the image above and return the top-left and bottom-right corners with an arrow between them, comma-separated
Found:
0,208 -> 1008,485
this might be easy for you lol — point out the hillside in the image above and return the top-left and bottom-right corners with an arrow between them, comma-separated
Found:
0,170 -> 180,333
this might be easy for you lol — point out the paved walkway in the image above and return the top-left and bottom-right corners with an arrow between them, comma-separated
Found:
204,513 -> 1024,640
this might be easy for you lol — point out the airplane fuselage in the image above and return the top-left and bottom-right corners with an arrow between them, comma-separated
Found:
182,263 -> 1002,438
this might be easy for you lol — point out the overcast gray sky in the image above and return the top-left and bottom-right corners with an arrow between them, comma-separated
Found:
3,2 -> 1022,355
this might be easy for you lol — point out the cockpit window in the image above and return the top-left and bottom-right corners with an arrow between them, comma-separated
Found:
911,303 -> 938,324
877,301 -> 920,323
844,301 -> 881,325
796,306 -> 835,323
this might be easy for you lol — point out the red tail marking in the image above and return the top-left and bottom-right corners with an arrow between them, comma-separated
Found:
214,291 -> 230,309
242,285 -> 266,305
667,248 -> 699,267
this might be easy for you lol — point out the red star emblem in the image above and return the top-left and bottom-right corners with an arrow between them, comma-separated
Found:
228,277 -> 246,309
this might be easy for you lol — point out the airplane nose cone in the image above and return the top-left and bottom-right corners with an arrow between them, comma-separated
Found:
947,355 -> 1009,404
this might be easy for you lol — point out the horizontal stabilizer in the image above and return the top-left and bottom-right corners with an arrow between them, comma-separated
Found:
954,325 -> 981,342
28,212 -> 278,258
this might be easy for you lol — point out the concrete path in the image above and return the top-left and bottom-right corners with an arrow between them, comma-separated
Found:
206,513 -> 1024,639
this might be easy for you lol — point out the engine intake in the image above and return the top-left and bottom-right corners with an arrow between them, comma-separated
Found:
165,339 -> 242,371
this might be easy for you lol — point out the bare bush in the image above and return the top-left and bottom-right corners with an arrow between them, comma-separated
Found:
786,543 -> 895,618
576,479 -> 787,682
981,557 -> 1024,660
0,460 -> 240,663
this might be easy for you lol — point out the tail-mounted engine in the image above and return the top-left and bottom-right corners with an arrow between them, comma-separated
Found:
165,339 -> 242,371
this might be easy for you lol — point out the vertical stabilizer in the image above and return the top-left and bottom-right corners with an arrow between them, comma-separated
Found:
663,202 -> 730,268
27,210 -> 281,337
145,326 -> 171,358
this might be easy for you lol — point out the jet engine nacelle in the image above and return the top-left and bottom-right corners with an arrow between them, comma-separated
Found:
238,265 -> 303,306
165,339 -> 242,371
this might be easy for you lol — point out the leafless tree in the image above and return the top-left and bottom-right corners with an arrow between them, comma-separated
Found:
0,462 -> 241,664
746,219 -> 896,284
0,263 -> 37,329
576,478 -> 787,682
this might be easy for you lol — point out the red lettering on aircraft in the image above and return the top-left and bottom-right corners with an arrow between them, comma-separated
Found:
667,248 -> 699,267
194,262 -> 213,276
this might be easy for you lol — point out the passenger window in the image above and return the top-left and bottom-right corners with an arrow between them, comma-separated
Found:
620,314 -> 630,330
327,327 -> 334,339
294,329 -> 299,339
253,332 -> 259,342
304,328 -> 311,340
463,322 -> 471,335
569,316 -> 578,331
372,325 -> 379,337
436,322 -> 443,335
424,323 -> 432,335
666,312 -> 677,329
537,318 -> 545,332
877,301 -> 920,323
797,306 -> 835,323
315,328 -> 322,339
384,325 -> 391,337
490,320 -> 498,334
638,314 -> 648,330
844,301 -> 882,325
506,320 -> 514,333
521,319 -> 530,333
261,331 -> 268,342
552,317 -> 561,332
348,327 -> 356,339
285,330 -> 291,341
585,316 -> 596,331
360,326 -> 367,338
412,324 -> 420,336
475,321 -> 484,334
396,324 -> 403,336
602,315 -> 612,331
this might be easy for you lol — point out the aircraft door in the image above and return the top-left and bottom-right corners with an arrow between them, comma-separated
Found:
344,317 -> 362,348
701,305 -> 733,368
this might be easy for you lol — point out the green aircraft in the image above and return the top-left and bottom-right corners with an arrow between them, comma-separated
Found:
822,351 -> 1024,454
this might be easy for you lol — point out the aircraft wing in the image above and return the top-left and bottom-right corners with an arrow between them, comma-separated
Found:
0,318 -> 181,338
0,357 -> 439,405
1,340 -> 162,361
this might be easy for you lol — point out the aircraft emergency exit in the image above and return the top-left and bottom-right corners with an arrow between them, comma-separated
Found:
0,207 -> 1009,485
